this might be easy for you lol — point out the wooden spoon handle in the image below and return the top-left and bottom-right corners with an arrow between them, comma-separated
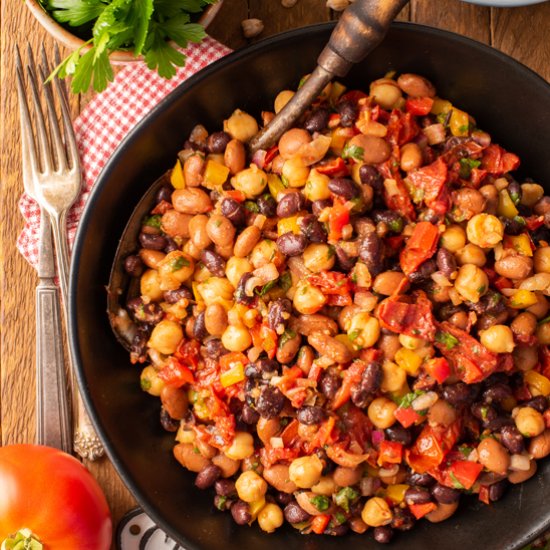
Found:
249,0 -> 410,153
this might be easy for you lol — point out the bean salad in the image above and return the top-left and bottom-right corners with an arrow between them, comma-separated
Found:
122,72 -> 550,543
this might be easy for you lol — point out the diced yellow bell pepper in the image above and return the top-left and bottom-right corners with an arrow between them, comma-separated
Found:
508,289 -> 539,309
334,333 -> 359,356
267,173 -> 286,200
170,159 -> 185,189
386,484 -> 410,505
497,189 -> 519,219
175,424 -> 195,444
430,98 -> 452,115
506,234 -> 533,257
329,81 -> 347,105
524,370 -> 550,397
449,108 -> 470,137
330,127 -> 352,155
192,281 -> 203,304
220,362 -> 245,388
277,215 -> 301,236
394,347 -> 423,376
203,159 -> 230,189
248,498 -> 266,523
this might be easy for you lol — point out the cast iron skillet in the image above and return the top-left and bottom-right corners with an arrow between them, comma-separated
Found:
70,22 -> 550,550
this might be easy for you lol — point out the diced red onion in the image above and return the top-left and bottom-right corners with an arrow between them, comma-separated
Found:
423,123 -> 446,145
251,148 -> 267,169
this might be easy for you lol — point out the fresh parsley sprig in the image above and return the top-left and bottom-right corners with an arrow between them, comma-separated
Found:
42,0 -> 215,93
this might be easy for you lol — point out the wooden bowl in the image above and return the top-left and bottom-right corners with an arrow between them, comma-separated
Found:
24,0 -> 224,63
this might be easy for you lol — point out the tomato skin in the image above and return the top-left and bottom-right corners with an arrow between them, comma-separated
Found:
0,445 -> 112,549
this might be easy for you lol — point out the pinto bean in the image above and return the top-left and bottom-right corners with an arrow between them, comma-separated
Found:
257,417 -> 281,446
494,255 -> 533,279
529,429 -> 550,459
206,215 -> 236,247
347,134 -> 391,165
173,443 -> 211,472
276,331 -> 302,364
478,438 -> 510,475
508,459 -> 537,484
295,314 -> 338,336
183,154 -> 205,187
212,454 -> 241,477
233,225 -> 261,258
264,464 -> 298,493
333,466 -> 362,487
308,332 -> 353,364
160,386 -> 188,420
224,139 -> 246,175
397,73 -> 436,98
172,188 -> 212,215
161,210 -> 191,238
425,502 -> 459,523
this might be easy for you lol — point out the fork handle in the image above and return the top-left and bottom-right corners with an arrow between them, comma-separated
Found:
36,282 -> 72,452
50,212 -> 105,461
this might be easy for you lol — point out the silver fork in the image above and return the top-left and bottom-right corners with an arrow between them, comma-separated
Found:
15,44 -> 104,460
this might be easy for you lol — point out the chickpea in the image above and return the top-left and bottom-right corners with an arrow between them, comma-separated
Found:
161,210 -> 191,238
235,470 -> 267,503
477,438 -> 510,475
278,128 -> 312,159
479,324 -> 515,353
288,455 -> 324,489
534,247 -> 550,274
302,243 -> 336,273
455,244 -> 487,267
520,183 -> 544,207
370,78 -> 402,110
380,360 -> 407,393
309,476 -> 337,496
537,322 -> 550,345
232,165 -> 268,198
225,257 -> 253,288
221,324 -> 252,352
399,334 -> 425,350
466,214 -> 504,248
140,365 -> 165,396
527,293 -> 550,319
511,312 -> 537,339
158,252 -> 195,290
398,142 -> 423,172
224,109 -> 258,142
293,280 -> 327,314
225,432 -> 255,461
361,497 -> 393,527
515,407 -> 546,438
140,269 -> 164,301
258,503 -> 284,533
368,397 -> 397,429
204,303 -> 228,336
529,429 -> 550,459
508,459 -> 537,484
513,345 -> 539,371
139,249 -> 165,269
373,271 -> 407,296
250,240 -> 284,269
440,225 -> 467,252
148,320 -> 183,355
454,263 -> 489,303
274,90 -> 295,113
224,138 -> 246,175
347,312 -> 380,349
282,156 -> 310,188
304,169 -> 331,201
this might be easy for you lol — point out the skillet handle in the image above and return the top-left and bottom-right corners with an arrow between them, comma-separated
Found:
318,0 -> 410,76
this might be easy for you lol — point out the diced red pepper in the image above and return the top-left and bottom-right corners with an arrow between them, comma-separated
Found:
448,460 -> 483,490
224,189 -> 246,202
340,90 -> 369,104
260,446 -> 301,469
470,167 -> 488,187
219,351 -> 249,371
174,339 -> 201,370
311,514 -> 331,535
481,144 -> 520,175
407,158 -> 449,214
379,162 -> 417,221
151,199 -> 172,215
394,406 -> 423,429
387,110 -> 420,146
378,291 -> 437,341
424,357 -> 451,384
308,362 -> 323,381
400,221 -> 440,276
378,440 -> 403,465
264,145 -> 279,167
304,416 -> 337,453
327,199 -> 351,242
543,409 -> 550,429
260,325 -> 278,359
494,276 -> 513,291
409,502 -> 437,520
331,360 -> 367,410
525,215 -> 545,232
442,139 -> 485,166
478,485 -> 491,505
158,357 -> 195,387
406,97 -> 434,116
281,419 -> 300,447
316,157 -> 349,177
308,270 -> 351,296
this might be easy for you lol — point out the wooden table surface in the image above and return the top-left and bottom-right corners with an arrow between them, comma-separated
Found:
1,0 -> 550,545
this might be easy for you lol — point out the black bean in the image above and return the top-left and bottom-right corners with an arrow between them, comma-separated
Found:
468,291 -> 505,316
192,310 -> 207,340
276,232 -> 307,256
532,225 -> 550,246
155,185 -> 173,204
326,524 -> 349,536
124,255 -> 144,277
200,249 -> 226,277
257,194 -> 277,217
420,208 -> 443,224
471,402 -> 498,425
200,338 -> 228,361
391,508 -> 415,531
337,100 -> 358,127
164,237 -> 179,253
267,298 -> 292,333
312,199 -> 332,216
297,406 -> 326,425
329,177 -> 359,199
407,473 -> 435,487
164,287 -> 193,304
483,383 -> 512,403
255,386 -> 285,419
276,492 -> 293,506
303,107 -> 330,133
408,258 -> 437,283
443,382 -> 474,406
359,165 -> 383,190
488,479 -> 508,502
405,487 -> 432,505
431,483 -> 460,504
160,408 -> 179,432
195,464 -> 222,489
215,478 -> 236,497
385,425 -> 412,446
299,215 -> 327,243
437,248 -> 457,277
320,371 -> 341,399
241,404 -> 259,425
373,210 -> 404,234
127,297 -> 164,324
351,361 -> 382,408
231,500 -> 251,525
207,131 -> 231,154
334,245 -> 356,271
277,192 -> 305,218
485,416 -> 514,432
284,502 -> 311,524
373,526 -> 394,544
235,273 -> 256,306
139,232 -> 167,250
502,216 -> 525,236
130,327 -> 149,363
359,232 -> 384,276
221,197 -> 246,226
525,395 -> 548,413
213,495 -> 233,511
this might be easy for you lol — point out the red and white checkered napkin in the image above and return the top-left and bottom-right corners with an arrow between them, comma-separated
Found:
17,36 -> 231,269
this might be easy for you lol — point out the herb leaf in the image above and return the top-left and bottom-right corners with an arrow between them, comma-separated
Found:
458,157 -> 481,179
341,143 -> 364,161
46,0 -> 108,27
309,495 -> 330,512
435,331 -> 459,350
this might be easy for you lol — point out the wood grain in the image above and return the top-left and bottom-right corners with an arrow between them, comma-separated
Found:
1,0 -> 549,547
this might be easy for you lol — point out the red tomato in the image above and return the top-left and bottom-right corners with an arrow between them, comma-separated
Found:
0,445 -> 112,549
